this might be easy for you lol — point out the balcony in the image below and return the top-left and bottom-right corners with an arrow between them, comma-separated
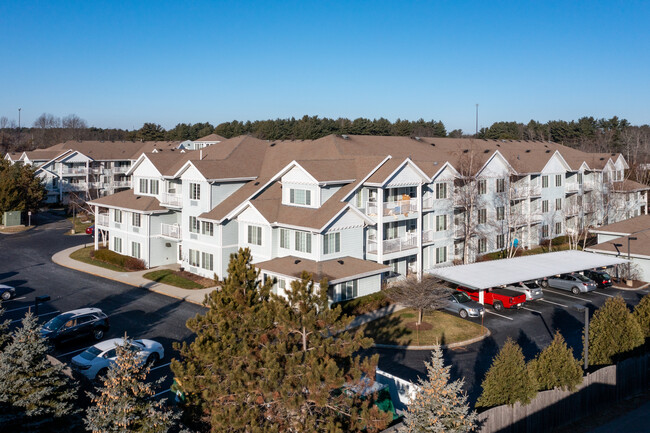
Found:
529,185 -> 542,196
366,199 -> 418,217
61,167 -> 87,175
89,167 -> 103,174
113,180 -> 131,188
88,181 -> 103,189
367,232 -> 418,254
565,183 -> 580,194
97,214 -> 110,227
422,196 -> 434,211
161,193 -> 182,208
423,229 -> 434,243
453,227 -> 465,238
160,223 -> 181,240
528,214 -> 543,224
62,182 -> 87,191
112,166 -> 130,174
511,185 -> 530,200
583,181 -> 596,191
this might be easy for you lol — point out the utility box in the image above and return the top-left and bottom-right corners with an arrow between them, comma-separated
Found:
2,211 -> 22,227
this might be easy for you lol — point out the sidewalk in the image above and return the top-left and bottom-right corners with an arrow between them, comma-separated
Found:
52,245 -> 215,305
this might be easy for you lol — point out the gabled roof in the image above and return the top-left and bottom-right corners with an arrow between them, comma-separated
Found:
586,229 -> 650,259
589,214 -> 650,236
611,179 -> 650,193
195,133 -> 226,142
88,189 -> 167,213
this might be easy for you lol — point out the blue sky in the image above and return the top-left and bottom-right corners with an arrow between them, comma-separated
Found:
1,0 -> 648,133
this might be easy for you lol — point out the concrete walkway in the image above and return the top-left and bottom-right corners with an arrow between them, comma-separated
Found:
52,245 -> 216,305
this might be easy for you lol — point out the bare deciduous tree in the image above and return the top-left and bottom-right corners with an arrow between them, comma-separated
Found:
383,275 -> 451,325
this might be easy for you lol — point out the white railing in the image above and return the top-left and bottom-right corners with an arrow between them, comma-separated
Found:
89,167 -> 103,174
112,166 -> 130,173
97,214 -> 110,227
423,229 -> 434,243
565,183 -> 580,193
422,196 -> 434,210
113,180 -> 131,188
583,181 -> 596,190
453,227 -> 464,238
511,186 -> 530,200
88,181 -> 103,189
368,233 -> 418,254
161,223 -> 181,239
161,193 -> 182,207
529,185 -> 542,196
62,182 -> 87,191
529,214 -> 543,223
61,167 -> 87,175
366,199 -> 418,217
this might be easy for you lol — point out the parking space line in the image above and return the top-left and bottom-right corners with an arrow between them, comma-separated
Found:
10,310 -> 60,324
2,296 -> 26,303
522,306 -> 542,314
150,362 -> 171,372
4,305 -> 33,313
543,289 -> 591,302
486,311 -> 514,321
540,299 -> 569,308
58,348 -> 87,358
593,291 -> 615,298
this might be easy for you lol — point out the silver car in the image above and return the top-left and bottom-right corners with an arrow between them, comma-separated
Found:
542,273 -> 597,294
508,281 -> 544,301
445,291 -> 485,318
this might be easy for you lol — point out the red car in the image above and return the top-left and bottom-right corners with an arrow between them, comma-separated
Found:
86,225 -> 95,235
456,286 -> 526,311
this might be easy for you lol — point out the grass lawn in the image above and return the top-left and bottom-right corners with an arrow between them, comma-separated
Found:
143,269 -> 206,290
67,216 -> 93,234
357,308 -> 487,347
69,246 -> 125,272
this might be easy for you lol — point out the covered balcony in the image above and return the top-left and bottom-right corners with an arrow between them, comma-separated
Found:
367,232 -> 418,254
160,223 -> 182,240
161,193 -> 182,208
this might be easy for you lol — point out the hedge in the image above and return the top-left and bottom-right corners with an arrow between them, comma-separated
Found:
333,291 -> 391,316
92,249 -> 145,271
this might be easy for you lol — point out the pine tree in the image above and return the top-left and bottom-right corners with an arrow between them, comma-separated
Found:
401,345 -> 477,433
586,296 -> 644,366
171,247 -> 278,431
0,304 -> 9,348
85,335 -> 177,433
476,338 -> 537,408
632,293 -> 650,339
529,331 -> 582,392
0,313 -> 78,430
270,272 -> 393,432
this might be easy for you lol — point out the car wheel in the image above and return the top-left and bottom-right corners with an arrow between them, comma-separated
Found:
96,368 -> 108,381
572,287 -> 580,295
93,328 -> 104,340
493,301 -> 504,312
459,309 -> 469,319
540,280 -> 549,288
1,291 -> 11,301
146,353 -> 159,367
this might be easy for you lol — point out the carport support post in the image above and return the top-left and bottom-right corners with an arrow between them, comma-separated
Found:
94,205 -> 99,251
584,307 -> 589,370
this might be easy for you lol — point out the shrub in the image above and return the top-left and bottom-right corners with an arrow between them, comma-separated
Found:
333,291 -> 391,316
587,296 -> 644,366
529,331 -> 583,392
92,248 -> 126,267
124,257 -> 146,271
633,294 -> 650,339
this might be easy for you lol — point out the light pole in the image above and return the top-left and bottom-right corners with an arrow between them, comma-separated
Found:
627,236 -> 637,280
18,108 -> 21,130
574,304 -> 590,370
613,242 -> 623,282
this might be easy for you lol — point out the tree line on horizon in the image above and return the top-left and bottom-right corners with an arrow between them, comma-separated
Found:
2,113 -> 649,161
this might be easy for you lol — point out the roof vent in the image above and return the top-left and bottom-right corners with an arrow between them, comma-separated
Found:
484,149 -> 490,153
611,153 -> 616,156
294,259 -> 301,264
430,142 -> 435,146
496,143 -> 500,147
544,144 -> 548,148
414,136 -> 421,141
501,139 -> 506,142
433,161 -> 439,165
337,259 -> 344,265
270,143 -> 276,147
517,155 -> 520,160
254,181 -> 260,185
545,150 -> 551,153
341,134 -> 349,140
463,149 -> 469,153
600,157 -> 605,161
525,149 -> 531,153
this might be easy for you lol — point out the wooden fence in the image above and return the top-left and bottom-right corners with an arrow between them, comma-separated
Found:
477,353 -> 650,433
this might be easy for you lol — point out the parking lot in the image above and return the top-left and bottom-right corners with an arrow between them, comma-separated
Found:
0,213 -> 205,401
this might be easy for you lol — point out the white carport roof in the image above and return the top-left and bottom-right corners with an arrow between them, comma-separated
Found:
428,250 -> 628,290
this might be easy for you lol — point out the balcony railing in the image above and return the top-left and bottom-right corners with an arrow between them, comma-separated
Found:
161,223 -> 181,240
161,193 -> 182,207
62,182 -> 87,191
112,166 -> 130,174
97,214 -> 110,227
565,183 -> 580,193
583,181 -> 596,191
88,181 -> 103,189
529,185 -> 542,196
367,232 -> 418,254
423,229 -> 434,243
422,196 -> 434,210
453,227 -> 465,238
61,167 -> 87,175
113,181 -> 131,188
89,167 -> 103,174
366,199 -> 418,217
511,186 -> 530,200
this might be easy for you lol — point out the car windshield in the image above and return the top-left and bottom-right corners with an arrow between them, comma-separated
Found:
575,274 -> 591,282
43,314 -> 73,331
600,272 -> 611,280
79,346 -> 102,360
454,292 -> 472,303
523,281 -> 540,289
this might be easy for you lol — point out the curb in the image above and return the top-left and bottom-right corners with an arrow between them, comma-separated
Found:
611,283 -> 650,292
372,328 -> 492,351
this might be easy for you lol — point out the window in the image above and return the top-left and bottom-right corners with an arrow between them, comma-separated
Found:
478,238 -> 487,254
436,246 -> 447,264
114,209 -> 122,223
496,178 -> 505,193
295,231 -> 312,253
280,229 -> 290,249
201,221 -> 213,236
201,252 -> 213,270
323,232 -> 341,254
139,178 -> 148,194
577,173 -> 583,185
248,225 -> 262,246
436,215 -> 448,231
290,188 -> 312,206
555,222 -> 562,235
496,206 -> 505,221
273,278 -> 286,295
189,216 -> 199,233
556,198 -> 562,211
190,183 -> 201,200
113,237 -> 122,253
478,180 -> 487,195
542,200 -> 549,213
478,209 -> 487,224
385,222 -> 398,239
337,280 -> 358,302
497,234 -> 505,249
542,175 -> 549,188
356,190 -> 363,208
542,225 -> 549,238
131,242 -> 141,259
150,179 -> 159,195
555,174 -> 562,187
189,249 -> 200,267
132,213 -> 141,227
435,183 -> 448,199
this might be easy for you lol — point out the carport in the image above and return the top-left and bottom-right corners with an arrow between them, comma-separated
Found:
428,250 -> 628,304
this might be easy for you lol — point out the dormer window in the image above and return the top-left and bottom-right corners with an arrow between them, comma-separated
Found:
290,188 -> 311,206
138,178 -> 159,195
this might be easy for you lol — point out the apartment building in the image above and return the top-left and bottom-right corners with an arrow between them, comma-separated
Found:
88,135 -> 649,302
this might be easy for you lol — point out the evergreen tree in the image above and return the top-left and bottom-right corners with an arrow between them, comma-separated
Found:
401,345 -> 477,433
633,294 -> 650,339
85,335 -> 177,433
270,272 -> 392,432
0,313 -> 78,430
586,296 -> 644,366
476,338 -> 537,408
171,247 -> 277,431
0,159 -> 46,216
529,331 -> 582,391
0,304 -> 9,348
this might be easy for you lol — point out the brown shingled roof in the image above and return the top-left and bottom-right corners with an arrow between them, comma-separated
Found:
612,179 -> 650,192
88,189 -> 167,213
255,255 -> 390,283
590,214 -> 650,236
195,133 -> 226,142
587,229 -> 650,258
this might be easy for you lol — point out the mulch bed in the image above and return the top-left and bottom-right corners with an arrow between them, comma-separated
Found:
176,270 -> 215,288
405,321 -> 433,331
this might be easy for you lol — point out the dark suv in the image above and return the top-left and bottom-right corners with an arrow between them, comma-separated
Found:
583,270 -> 613,289
40,308 -> 109,346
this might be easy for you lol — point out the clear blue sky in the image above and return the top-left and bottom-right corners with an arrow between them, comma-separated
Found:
1,0 -> 648,133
